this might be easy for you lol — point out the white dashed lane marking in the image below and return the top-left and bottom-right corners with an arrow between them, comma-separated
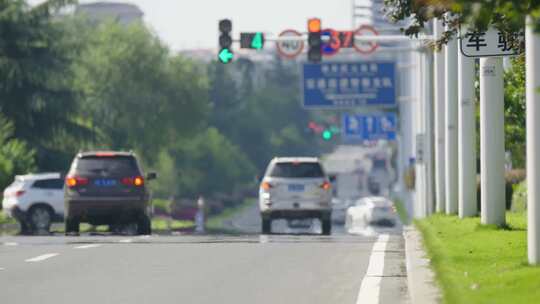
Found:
355,234 -> 390,304
119,239 -> 133,243
74,244 -> 102,249
4,242 -> 18,246
25,253 -> 59,263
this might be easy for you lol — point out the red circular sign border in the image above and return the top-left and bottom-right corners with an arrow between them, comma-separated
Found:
276,29 -> 304,59
353,25 -> 380,55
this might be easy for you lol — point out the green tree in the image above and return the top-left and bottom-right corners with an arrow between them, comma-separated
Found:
0,0 -> 89,170
0,114 -> 36,189
505,55 -> 526,168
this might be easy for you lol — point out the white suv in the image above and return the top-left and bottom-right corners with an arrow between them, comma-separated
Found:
2,173 -> 65,234
259,157 -> 332,235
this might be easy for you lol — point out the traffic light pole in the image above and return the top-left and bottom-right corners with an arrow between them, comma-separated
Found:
458,27 -> 478,218
480,57 -> 506,226
526,16 -> 540,265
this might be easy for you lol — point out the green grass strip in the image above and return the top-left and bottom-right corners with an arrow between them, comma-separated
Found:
416,212 -> 540,304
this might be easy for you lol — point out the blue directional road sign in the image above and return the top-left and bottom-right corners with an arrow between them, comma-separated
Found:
302,62 -> 396,108
342,112 -> 397,141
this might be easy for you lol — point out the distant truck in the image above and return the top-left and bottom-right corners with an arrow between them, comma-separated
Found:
330,170 -> 365,200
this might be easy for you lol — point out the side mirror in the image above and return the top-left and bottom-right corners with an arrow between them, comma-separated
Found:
147,172 -> 158,181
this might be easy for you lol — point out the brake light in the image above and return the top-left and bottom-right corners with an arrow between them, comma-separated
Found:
66,176 -> 89,188
6,190 -> 25,198
261,181 -> 273,191
95,152 -> 116,157
121,176 -> 144,187
320,181 -> 332,191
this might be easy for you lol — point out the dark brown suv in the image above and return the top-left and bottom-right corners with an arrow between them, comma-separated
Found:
64,151 -> 156,235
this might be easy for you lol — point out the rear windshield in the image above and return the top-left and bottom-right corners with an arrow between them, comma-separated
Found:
269,162 -> 324,178
74,156 -> 139,175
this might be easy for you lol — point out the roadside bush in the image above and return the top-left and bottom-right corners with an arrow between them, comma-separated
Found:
476,169 -> 526,211
511,180 -> 527,213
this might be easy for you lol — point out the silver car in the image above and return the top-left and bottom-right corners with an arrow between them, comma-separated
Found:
259,157 -> 332,235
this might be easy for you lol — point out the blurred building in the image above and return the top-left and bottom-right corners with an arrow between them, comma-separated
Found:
75,2 -> 144,25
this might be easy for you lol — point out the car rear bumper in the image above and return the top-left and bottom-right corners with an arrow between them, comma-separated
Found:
261,209 -> 331,220
65,196 -> 148,224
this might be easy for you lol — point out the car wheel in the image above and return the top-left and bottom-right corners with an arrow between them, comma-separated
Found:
261,217 -> 272,234
65,217 -> 80,236
19,220 -> 32,235
29,206 -> 52,234
321,218 -> 332,235
137,215 -> 152,235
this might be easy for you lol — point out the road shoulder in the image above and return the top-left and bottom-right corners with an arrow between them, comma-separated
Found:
404,225 -> 441,304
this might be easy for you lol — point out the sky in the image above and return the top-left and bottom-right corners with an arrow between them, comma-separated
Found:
30,0 -> 354,50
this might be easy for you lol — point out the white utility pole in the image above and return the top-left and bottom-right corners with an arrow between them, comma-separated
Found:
424,49 -> 435,216
434,19 -> 446,213
479,57 -> 505,226
445,23 -> 459,215
526,16 -> 540,264
414,47 -> 427,218
458,27 -> 478,218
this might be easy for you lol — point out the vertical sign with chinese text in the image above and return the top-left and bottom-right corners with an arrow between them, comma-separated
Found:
302,62 -> 396,108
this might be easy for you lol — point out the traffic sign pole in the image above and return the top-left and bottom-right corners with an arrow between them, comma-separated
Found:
526,16 -> 540,265
433,19 -> 446,213
458,26 -> 478,218
480,57 -> 506,226
445,22 -> 459,215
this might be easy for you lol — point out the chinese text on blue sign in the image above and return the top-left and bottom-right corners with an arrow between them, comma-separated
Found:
342,113 -> 397,141
302,62 -> 396,108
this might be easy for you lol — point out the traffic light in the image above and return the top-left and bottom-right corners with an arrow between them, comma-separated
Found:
218,19 -> 234,64
240,32 -> 265,50
322,129 -> 333,141
307,18 -> 322,62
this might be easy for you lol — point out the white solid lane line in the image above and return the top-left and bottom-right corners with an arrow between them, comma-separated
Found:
355,234 -> 390,304
74,244 -> 102,249
25,253 -> 59,263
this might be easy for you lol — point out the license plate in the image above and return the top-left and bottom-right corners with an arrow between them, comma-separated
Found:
288,184 -> 305,192
94,179 -> 117,187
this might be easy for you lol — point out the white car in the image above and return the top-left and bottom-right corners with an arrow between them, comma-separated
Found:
2,173 -> 65,234
259,157 -> 333,235
345,196 -> 397,230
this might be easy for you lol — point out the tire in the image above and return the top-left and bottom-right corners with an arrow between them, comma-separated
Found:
261,217 -> 272,234
321,218 -> 332,236
28,205 -> 53,234
137,215 -> 152,235
65,217 -> 80,236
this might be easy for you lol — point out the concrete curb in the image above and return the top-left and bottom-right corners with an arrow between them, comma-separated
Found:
404,225 -> 441,304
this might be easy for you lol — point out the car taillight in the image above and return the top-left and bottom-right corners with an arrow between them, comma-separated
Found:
320,181 -> 332,191
66,176 -> 89,188
261,181 -> 273,191
121,176 -> 144,187
6,190 -> 26,198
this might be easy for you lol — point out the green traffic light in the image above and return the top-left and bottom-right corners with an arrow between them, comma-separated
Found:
322,130 -> 332,141
251,32 -> 264,50
218,48 -> 234,63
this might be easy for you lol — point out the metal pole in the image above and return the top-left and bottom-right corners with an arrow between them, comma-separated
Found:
526,16 -> 540,264
445,23 -> 459,215
424,48 -> 435,215
433,19 -> 446,213
414,45 -> 426,218
480,57 -> 505,226
458,27 -> 478,218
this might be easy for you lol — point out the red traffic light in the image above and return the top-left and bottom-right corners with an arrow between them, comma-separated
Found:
308,18 -> 321,33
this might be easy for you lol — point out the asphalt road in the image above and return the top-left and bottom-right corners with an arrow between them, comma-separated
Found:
0,202 -> 409,304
